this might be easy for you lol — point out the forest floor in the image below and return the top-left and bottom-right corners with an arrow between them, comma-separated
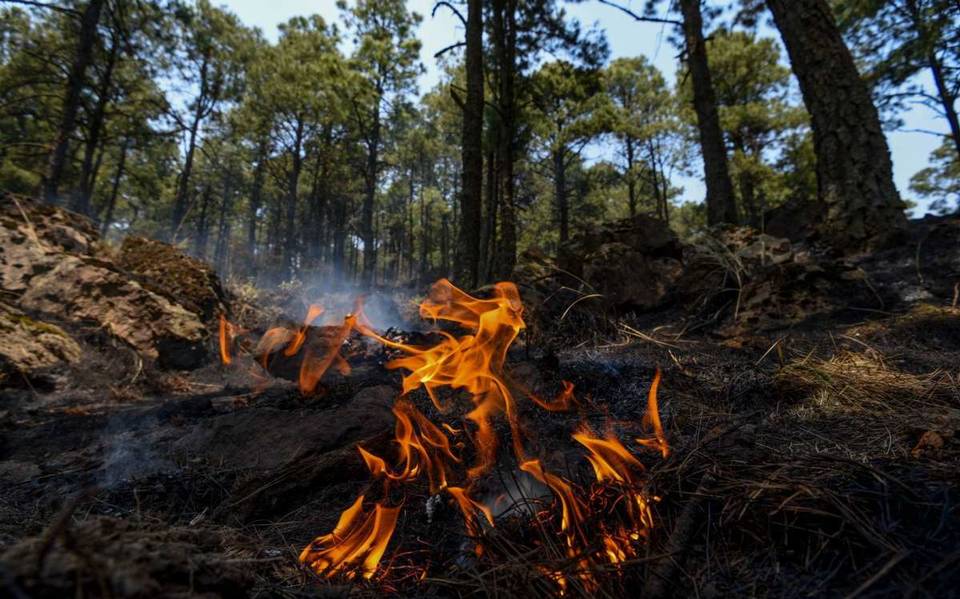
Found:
1,202 -> 958,598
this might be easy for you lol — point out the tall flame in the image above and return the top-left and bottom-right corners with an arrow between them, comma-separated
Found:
218,314 -> 233,365
286,280 -> 670,585
356,279 -> 528,477
359,398 -> 460,494
636,367 -> 669,458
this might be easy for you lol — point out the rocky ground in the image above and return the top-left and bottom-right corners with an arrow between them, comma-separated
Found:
0,193 -> 958,598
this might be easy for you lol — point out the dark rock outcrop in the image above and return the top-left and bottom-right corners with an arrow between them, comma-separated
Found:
0,193 -> 216,373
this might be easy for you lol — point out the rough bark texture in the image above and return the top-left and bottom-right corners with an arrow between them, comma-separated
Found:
766,0 -> 907,251
361,111 -> 381,286
43,0 -> 105,205
678,0 -> 738,226
493,0 -> 518,280
456,0 -> 484,289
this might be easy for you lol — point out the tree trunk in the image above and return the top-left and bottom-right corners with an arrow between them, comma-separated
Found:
677,0 -> 738,225
43,0 -> 104,205
214,175 -> 233,274
479,146 -> 496,279
194,185 -> 212,259
456,0 -> 484,288
441,212 -> 450,276
247,137 -> 267,275
73,26 -> 119,216
284,117 -> 305,276
99,138 -> 127,236
554,149 -> 569,244
625,137 -> 637,217
361,112 -> 381,286
767,0 -> 906,250
493,0 -> 517,280
170,55 -> 210,241
927,51 -> 960,160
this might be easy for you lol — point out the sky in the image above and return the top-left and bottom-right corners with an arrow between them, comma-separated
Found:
224,0 -> 944,215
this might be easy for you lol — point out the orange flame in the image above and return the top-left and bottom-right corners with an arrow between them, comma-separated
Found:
574,428 -> 655,563
636,367 -> 669,458
293,281 -> 670,585
447,486 -> 494,548
298,494 -> 400,580
530,380 -> 577,412
359,398 -> 460,494
298,312 -> 355,395
285,303 -> 325,356
356,279 -> 528,477
218,314 -> 233,365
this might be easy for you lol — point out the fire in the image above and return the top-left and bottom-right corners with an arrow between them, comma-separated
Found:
636,367 -> 670,458
219,301 -> 360,396
355,279 -> 529,477
285,303 -> 324,356
298,312 -> 355,395
298,494 -> 400,580
359,398 -> 460,494
216,279 -> 672,586
218,314 -> 233,365
574,428 -> 656,563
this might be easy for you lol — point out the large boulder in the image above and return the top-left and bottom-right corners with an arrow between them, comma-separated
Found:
0,302 -> 81,386
556,214 -> 685,310
0,194 -> 211,370
672,226 -> 876,335
117,236 -> 227,322
18,255 -> 207,369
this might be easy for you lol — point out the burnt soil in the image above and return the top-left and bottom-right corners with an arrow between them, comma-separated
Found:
1,218 -> 959,599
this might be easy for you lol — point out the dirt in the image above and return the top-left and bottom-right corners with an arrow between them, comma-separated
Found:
0,214 -> 958,598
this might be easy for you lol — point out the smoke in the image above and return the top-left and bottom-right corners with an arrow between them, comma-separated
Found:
98,415 -> 175,489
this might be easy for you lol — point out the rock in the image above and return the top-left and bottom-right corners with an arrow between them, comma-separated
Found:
1,194 -> 213,370
0,302 -> 81,385
18,255 -> 207,369
673,226 -> 876,334
555,214 -> 685,311
117,236 -> 228,322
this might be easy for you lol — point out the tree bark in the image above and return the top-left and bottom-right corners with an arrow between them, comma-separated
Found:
43,0 -> 104,205
171,55 -> 210,241
767,0 -> 906,250
247,137 -> 267,275
214,175 -> 233,274
625,136 -> 637,217
284,117 -> 305,276
361,109 -> 381,287
99,138 -> 127,236
493,0 -> 517,279
677,0 -> 737,225
927,50 -> 960,160
194,185 -> 212,259
74,26 -> 119,216
554,148 -> 569,244
456,0 -> 484,289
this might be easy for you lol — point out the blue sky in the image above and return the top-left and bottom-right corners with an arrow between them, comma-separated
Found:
225,0 -> 944,215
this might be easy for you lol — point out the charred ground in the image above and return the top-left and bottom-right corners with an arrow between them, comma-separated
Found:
0,195 -> 958,598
